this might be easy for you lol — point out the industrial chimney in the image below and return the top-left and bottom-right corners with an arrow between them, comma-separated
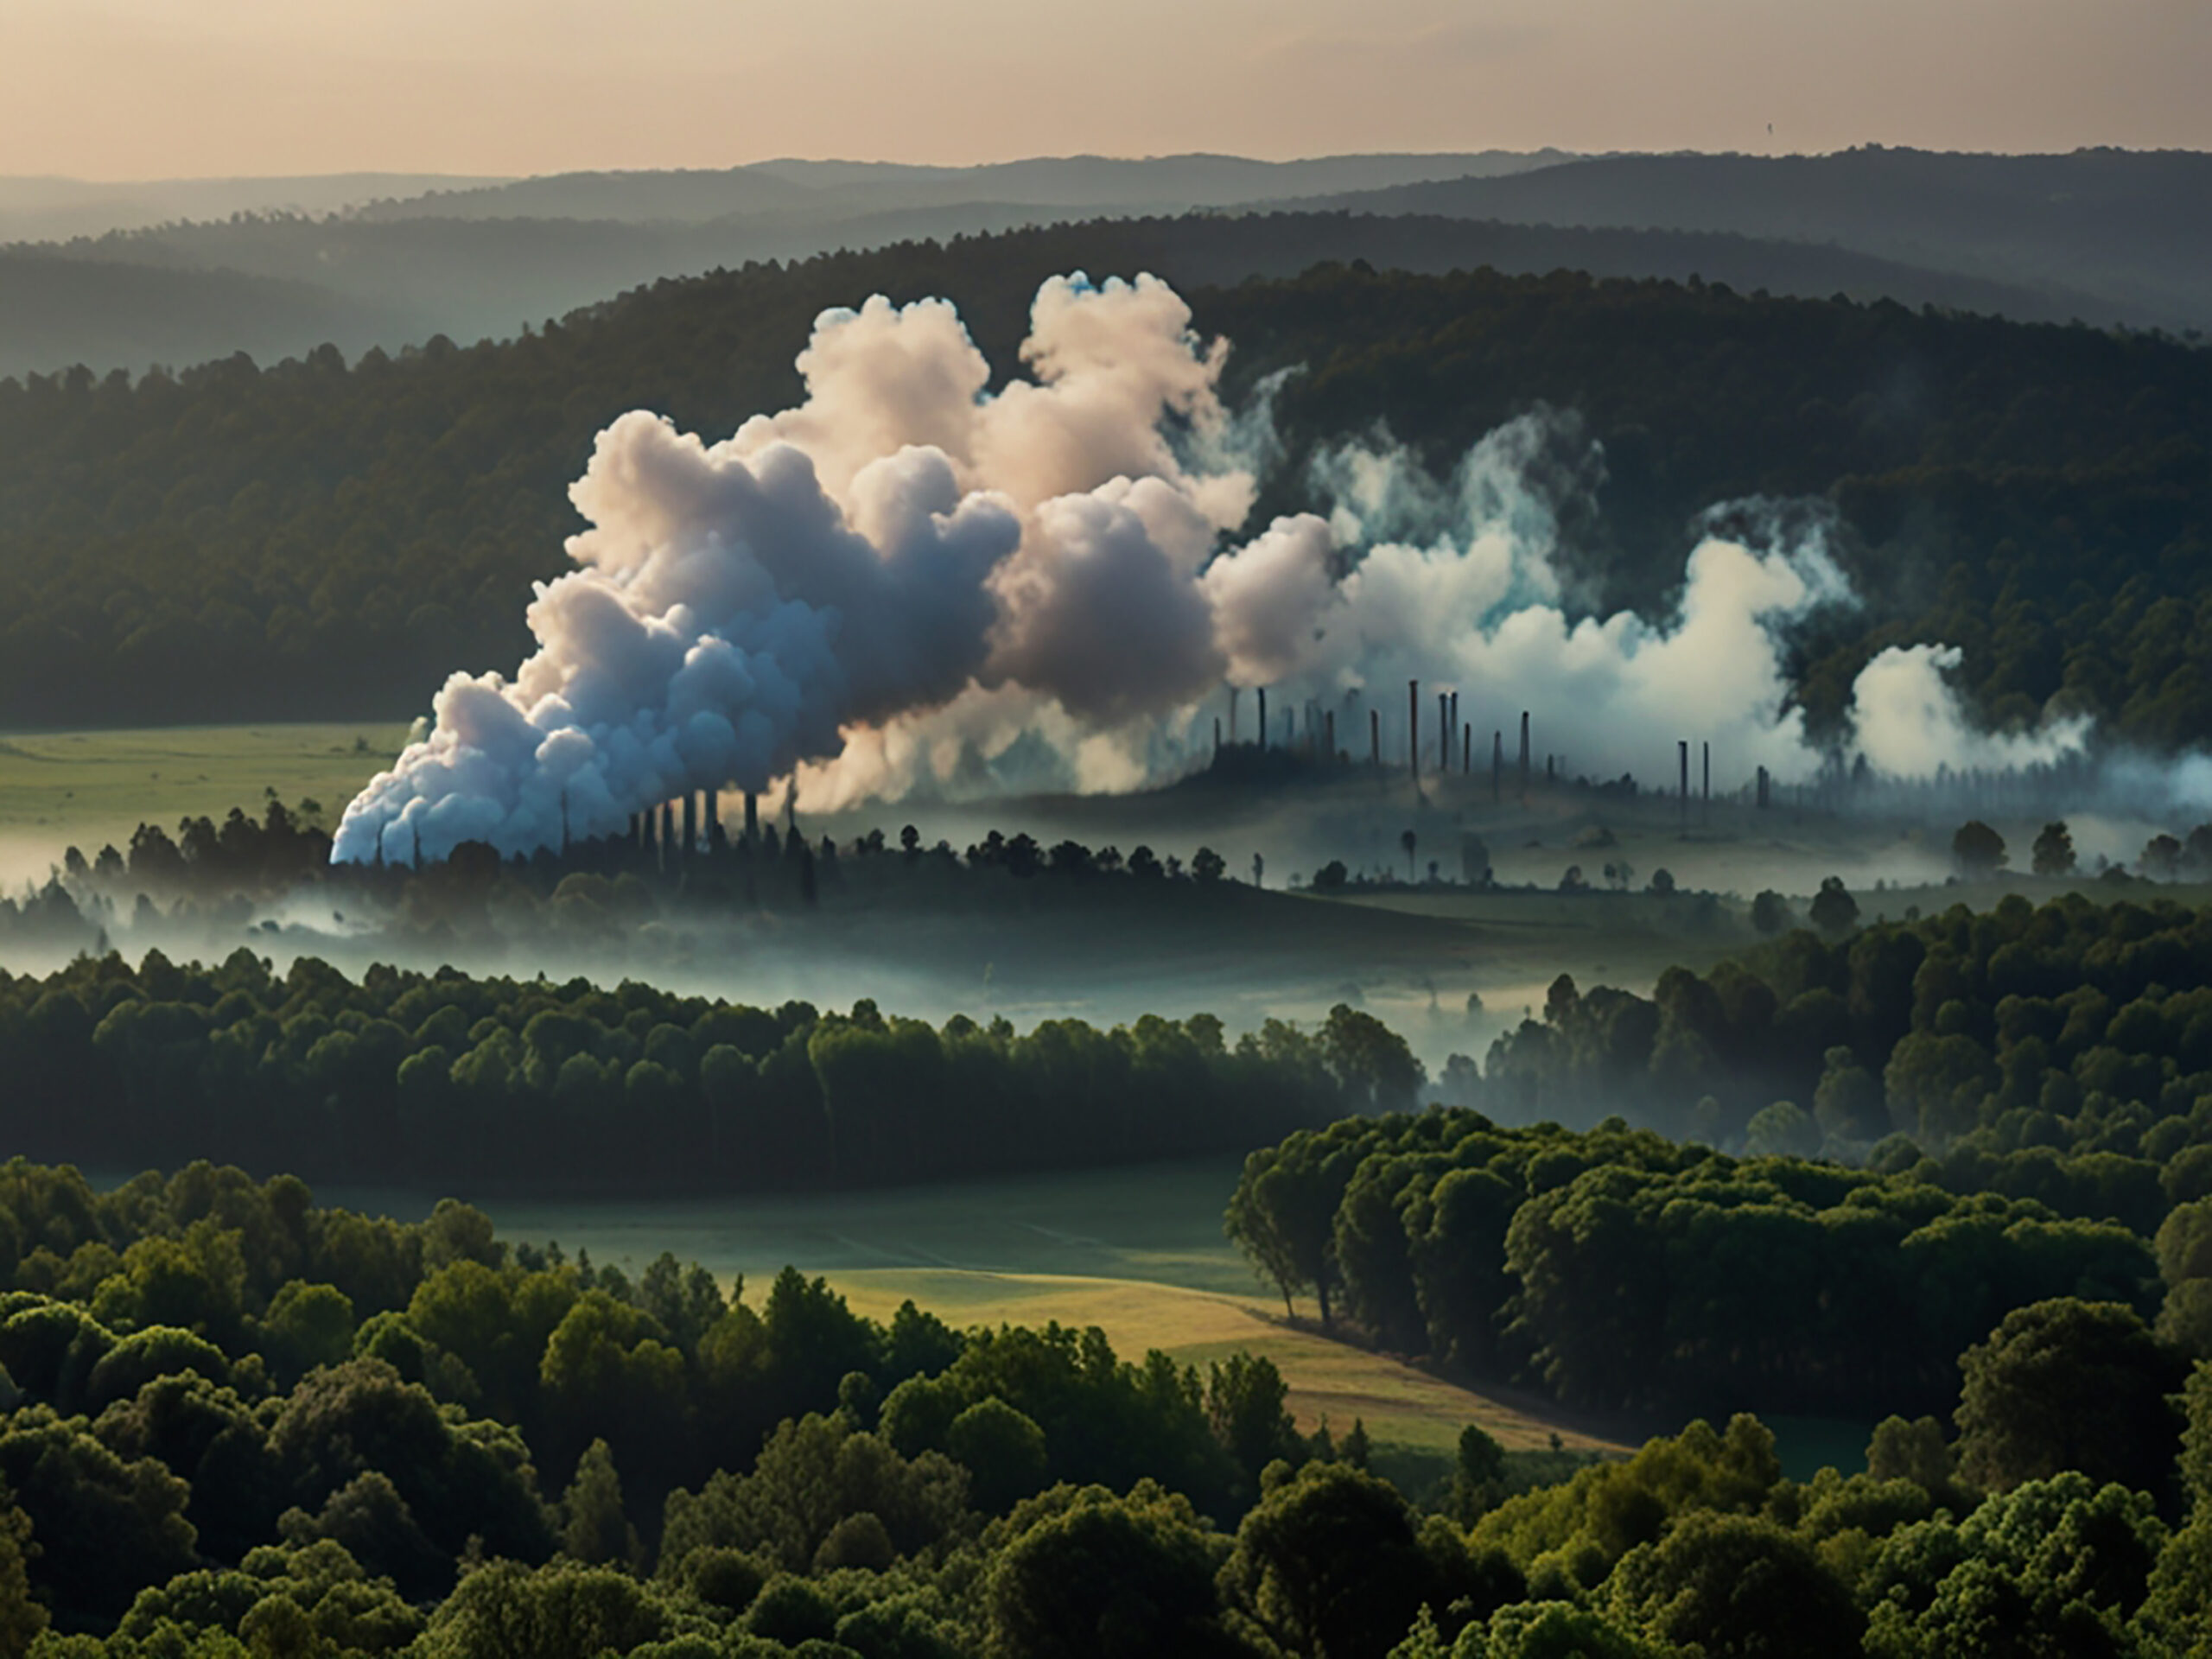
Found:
1408,680 -> 1420,779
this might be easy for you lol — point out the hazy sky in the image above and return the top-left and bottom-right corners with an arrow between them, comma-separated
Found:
8,0 -> 2208,180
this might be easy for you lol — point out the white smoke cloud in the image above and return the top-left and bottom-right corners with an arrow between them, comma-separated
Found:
336,271 -> 2088,862
1849,644 -> 2091,779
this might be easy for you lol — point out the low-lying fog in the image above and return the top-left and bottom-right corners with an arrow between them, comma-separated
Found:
1,764 -> 2197,1083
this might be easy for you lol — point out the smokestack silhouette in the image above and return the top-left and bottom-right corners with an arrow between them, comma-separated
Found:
705,787 -> 721,850
1757,765 -> 1771,809
1519,711 -> 1531,798
744,791 -> 760,845
1679,741 -> 1689,833
1449,692 -> 1460,768
1438,691 -> 1448,772
682,792 -> 698,861
1257,687 -> 1268,753
1409,680 -> 1420,779
1370,709 -> 1380,768
659,801 -> 675,870
1462,723 -> 1471,774
1702,741 -> 1711,826
1492,730 -> 1503,803
1213,715 -> 1221,756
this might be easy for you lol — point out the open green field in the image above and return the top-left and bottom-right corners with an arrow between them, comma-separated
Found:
319,1158 -> 1631,1465
0,722 -> 410,871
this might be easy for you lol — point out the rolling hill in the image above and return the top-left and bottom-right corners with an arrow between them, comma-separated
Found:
1272,147 -> 2212,330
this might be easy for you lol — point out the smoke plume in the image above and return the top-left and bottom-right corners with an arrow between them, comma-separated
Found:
336,271 -> 2088,861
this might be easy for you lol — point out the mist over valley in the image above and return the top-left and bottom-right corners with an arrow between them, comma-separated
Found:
0,31 -> 2209,1649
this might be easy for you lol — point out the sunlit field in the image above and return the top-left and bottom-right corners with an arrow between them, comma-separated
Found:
321,1158 -> 1630,1473
0,722 -> 410,876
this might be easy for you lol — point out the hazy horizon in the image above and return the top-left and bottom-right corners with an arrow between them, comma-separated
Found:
9,0 -> 2208,182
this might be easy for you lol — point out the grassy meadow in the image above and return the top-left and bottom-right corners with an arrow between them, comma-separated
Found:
323,1158 -> 1631,1475
0,722 -> 410,879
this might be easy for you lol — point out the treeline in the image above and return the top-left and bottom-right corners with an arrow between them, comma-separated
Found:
1228,1109 -> 2183,1422
0,950 -> 1418,1190
1468,891 -> 2212,1174
11,798 -> 1357,961
0,1160 -> 2202,1656
0,220 -> 2207,731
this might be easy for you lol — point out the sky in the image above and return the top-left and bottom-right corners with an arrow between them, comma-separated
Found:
5,0 -> 2208,180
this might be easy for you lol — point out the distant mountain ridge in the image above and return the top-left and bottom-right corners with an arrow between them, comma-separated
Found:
1266,147 -> 2212,329
2,147 -> 2205,379
0,173 -> 505,244
346,150 -> 1574,224
0,210 -> 2121,381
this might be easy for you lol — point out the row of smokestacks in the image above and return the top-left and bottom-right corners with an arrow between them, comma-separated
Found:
1215,682 -> 1786,824
1217,679 -> 1548,798
625,788 -> 779,869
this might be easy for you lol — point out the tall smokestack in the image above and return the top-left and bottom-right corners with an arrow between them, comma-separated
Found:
1463,724 -> 1471,774
744,791 -> 760,845
1492,730 -> 1503,803
1679,741 -> 1689,833
1409,680 -> 1420,780
1757,766 -> 1771,810
705,787 -> 721,850
1449,693 -> 1460,768
1370,709 -> 1380,768
682,792 -> 698,861
1257,688 -> 1268,753
659,801 -> 675,869
1438,691 -> 1448,772
1702,742 -> 1710,826
1518,712 -> 1530,798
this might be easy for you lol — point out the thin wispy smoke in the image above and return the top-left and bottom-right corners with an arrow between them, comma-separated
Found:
336,271 -> 2087,862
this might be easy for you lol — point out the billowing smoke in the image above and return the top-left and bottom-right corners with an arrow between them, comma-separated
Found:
336,272 -> 2086,862
1849,644 -> 2090,779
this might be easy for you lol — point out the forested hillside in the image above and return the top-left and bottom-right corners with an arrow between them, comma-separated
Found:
0,223 -> 2207,734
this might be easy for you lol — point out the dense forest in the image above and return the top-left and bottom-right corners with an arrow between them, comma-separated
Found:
1221,887 -> 2212,1426
1465,889 -> 2212,1165
1228,1105 -> 2192,1421
0,221 -> 2207,742
0,946 -> 1418,1191
0,1160 -> 2194,1656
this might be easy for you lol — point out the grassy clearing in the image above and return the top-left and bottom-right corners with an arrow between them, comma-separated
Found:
429,1159 -> 1630,1465
826,1267 -> 1626,1459
0,722 -> 409,871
